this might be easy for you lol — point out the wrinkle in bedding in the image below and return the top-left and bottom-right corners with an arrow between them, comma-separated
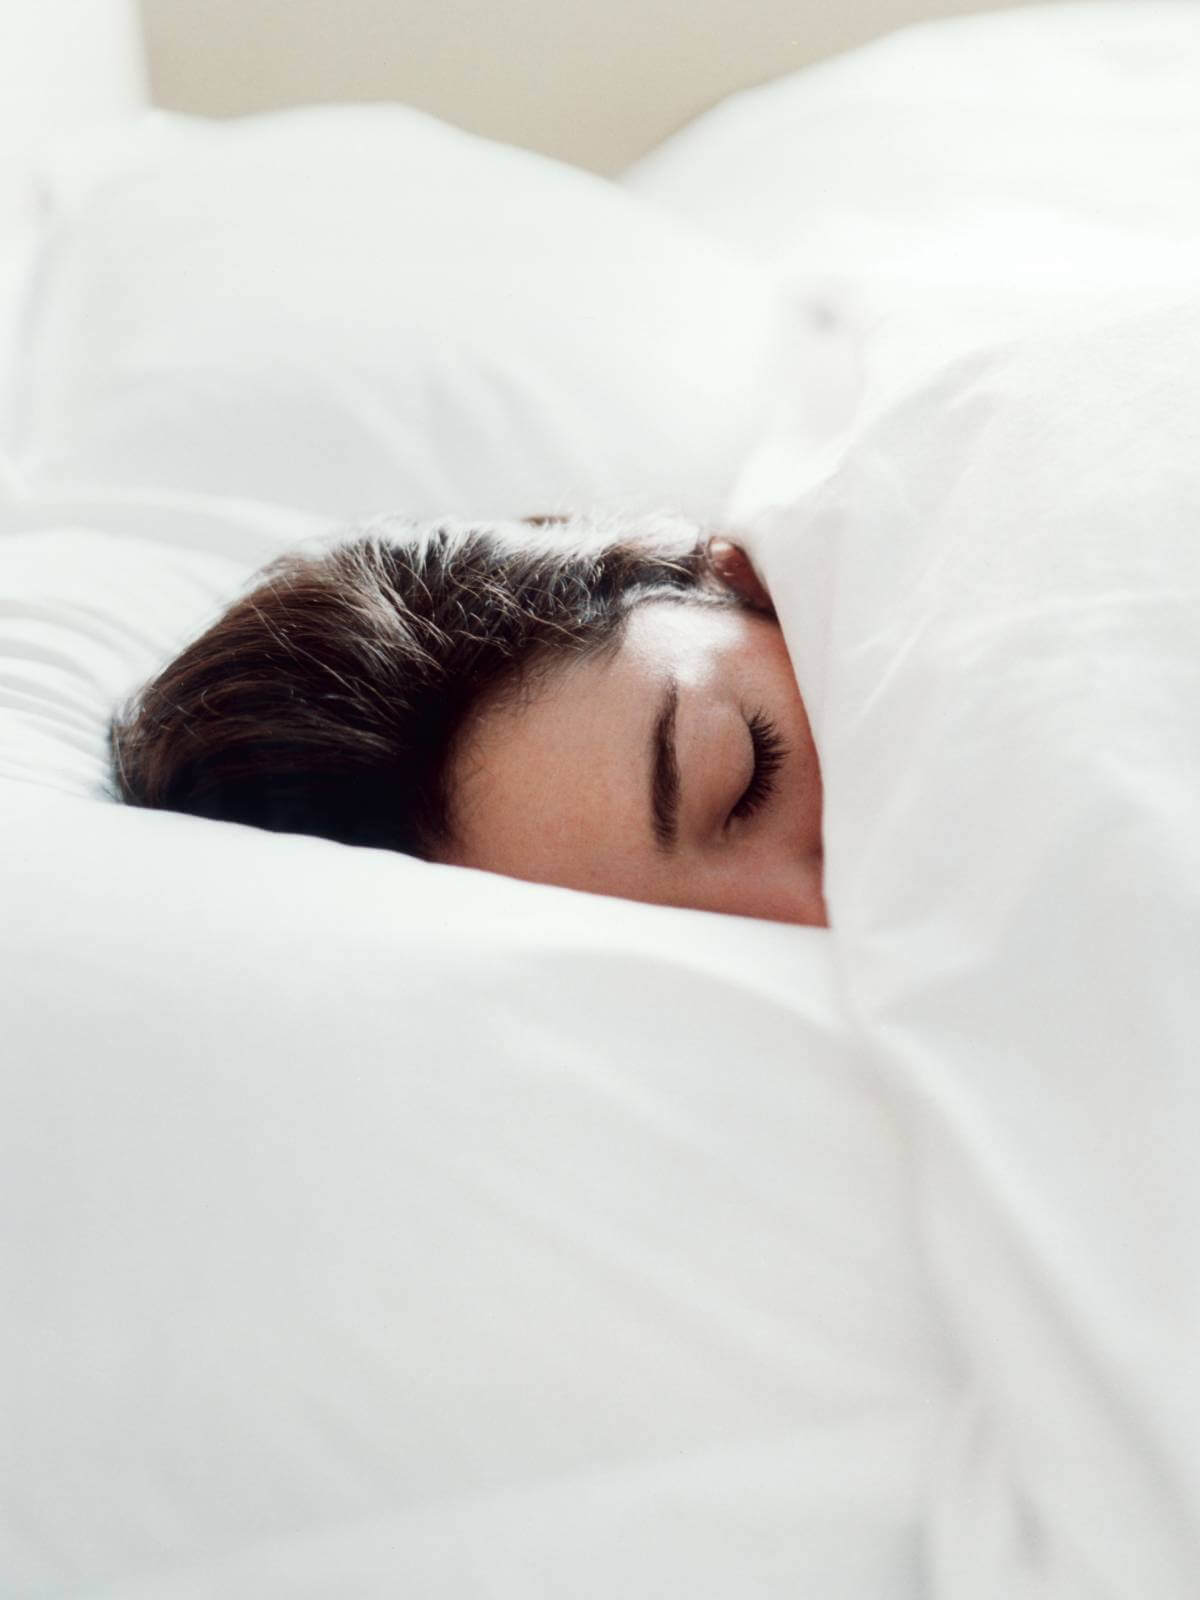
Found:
744,303 -> 1200,1597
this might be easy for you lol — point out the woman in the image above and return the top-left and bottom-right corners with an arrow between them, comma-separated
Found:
111,512 -> 826,926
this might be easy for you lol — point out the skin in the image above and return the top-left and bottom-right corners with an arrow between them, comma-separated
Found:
443,551 -> 827,926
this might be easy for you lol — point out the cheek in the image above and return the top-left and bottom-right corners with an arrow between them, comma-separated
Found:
445,695 -> 650,889
693,834 -> 826,925
776,852 -> 827,926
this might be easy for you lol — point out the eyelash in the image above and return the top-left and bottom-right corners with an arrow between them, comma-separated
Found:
729,711 -> 787,824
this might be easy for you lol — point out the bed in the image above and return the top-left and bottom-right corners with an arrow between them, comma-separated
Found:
4,3 -> 1200,1596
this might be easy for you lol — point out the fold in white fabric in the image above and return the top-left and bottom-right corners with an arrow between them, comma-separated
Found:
744,303 -> 1200,1598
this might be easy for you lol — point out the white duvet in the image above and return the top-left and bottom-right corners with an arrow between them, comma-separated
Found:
6,5 -> 1200,1595
746,302 -> 1200,1596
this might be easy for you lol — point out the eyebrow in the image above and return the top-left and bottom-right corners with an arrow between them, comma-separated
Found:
650,676 -> 680,851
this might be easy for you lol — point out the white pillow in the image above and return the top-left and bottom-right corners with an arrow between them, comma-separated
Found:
742,301 -> 1200,1595
627,2 -> 1200,413
0,0 -> 146,241
0,227 -> 39,457
628,1 -> 1200,266
18,106 -> 786,525
0,505 -> 949,1596
0,1 -> 147,457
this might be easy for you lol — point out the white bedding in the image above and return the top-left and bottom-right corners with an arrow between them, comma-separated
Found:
0,511 -> 943,1599
627,2 -> 1200,438
5,3 -> 1200,1596
745,302 -> 1200,1596
17,105 -> 785,525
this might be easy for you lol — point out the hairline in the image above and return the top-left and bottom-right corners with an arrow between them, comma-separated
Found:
436,583 -> 742,854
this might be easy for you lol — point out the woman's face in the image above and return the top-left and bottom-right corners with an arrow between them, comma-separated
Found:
443,597 -> 827,926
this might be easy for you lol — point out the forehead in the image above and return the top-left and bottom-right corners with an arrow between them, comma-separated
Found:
610,596 -> 747,683
476,597 -> 746,748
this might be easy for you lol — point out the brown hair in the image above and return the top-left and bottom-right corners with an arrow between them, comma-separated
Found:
110,512 -> 744,857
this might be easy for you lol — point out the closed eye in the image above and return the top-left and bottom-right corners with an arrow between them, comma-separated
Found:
729,710 -> 787,823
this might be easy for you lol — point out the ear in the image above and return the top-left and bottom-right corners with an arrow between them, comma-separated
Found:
705,537 -> 773,613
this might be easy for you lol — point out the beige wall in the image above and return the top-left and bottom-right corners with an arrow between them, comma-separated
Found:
137,0 -> 1039,175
